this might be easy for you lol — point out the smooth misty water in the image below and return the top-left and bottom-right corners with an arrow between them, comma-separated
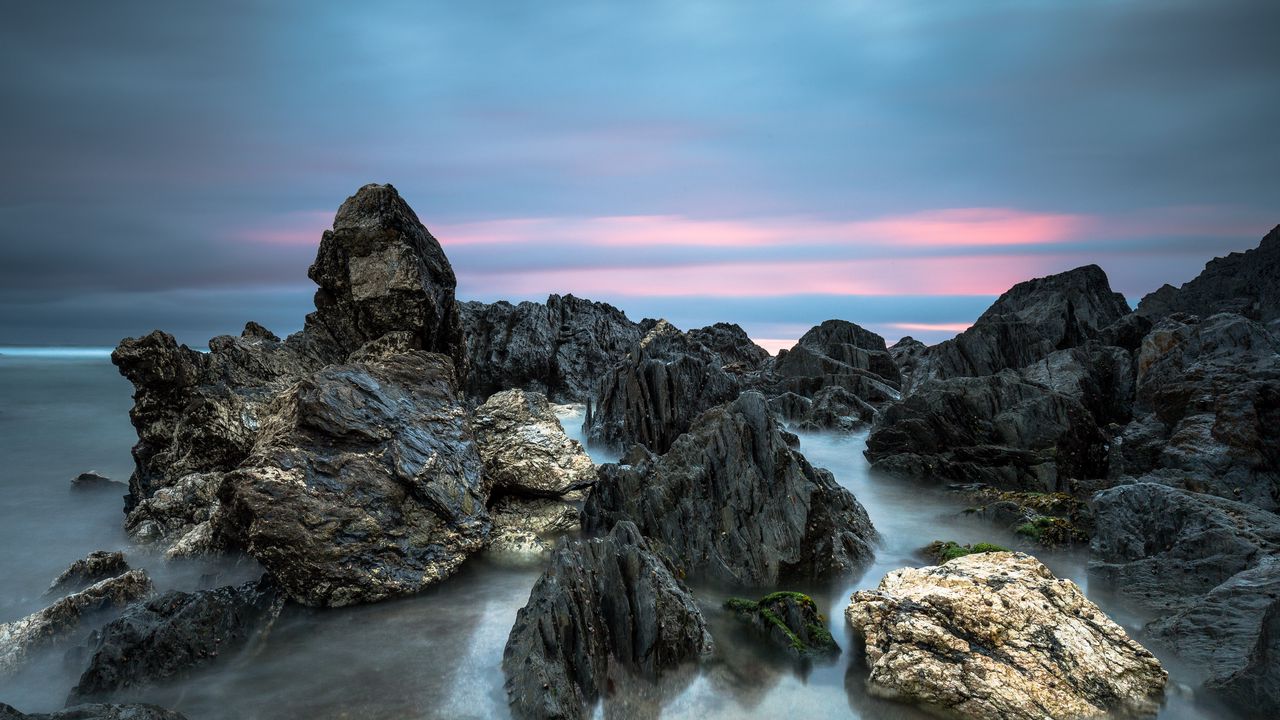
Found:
0,354 -> 1233,719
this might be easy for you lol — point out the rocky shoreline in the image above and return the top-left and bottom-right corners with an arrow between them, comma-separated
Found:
3,184 -> 1276,719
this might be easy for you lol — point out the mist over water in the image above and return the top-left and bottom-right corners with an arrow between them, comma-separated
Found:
0,356 -> 1230,718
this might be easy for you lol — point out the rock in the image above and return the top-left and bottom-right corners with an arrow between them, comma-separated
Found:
920,540 -> 1008,563
686,322 -> 771,370
908,265 -> 1131,391
888,335 -> 927,389
771,320 -> 900,403
1137,224 -> 1280,330
45,552 -> 130,597
955,488 -> 1090,545
583,392 -> 876,586
124,472 -> 225,559
501,522 -> 713,720
587,320 -> 744,453
70,577 -> 281,702
768,385 -> 876,431
865,370 -> 1109,492
217,346 -> 490,607
486,496 -> 581,563
1019,344 -> 1136,426
69,473 -> 126,494
472,389 -> 595,499
846,552 -> 1167,719
723,591 -> 839,658
1089,482 -> 1280,614
0,703 -> 188,720
0,571 -> 152,677
303,183 -> 467,373
459,294 -> 641,403
1111,312 -> 1280,510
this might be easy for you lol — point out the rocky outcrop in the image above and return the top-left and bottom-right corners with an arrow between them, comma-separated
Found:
587,320 -> 745,453
472,389 -> 595,499
459,294 -> 641,403
45,552 -> 130,597
888,335 -> 927,389
908,265 -> 1131,391
769,385 -> 876,431
124,472 -> 225,558
1019,344 -> 1136,427
686,322 -> 771,370
485,496 -> 580,562
1110,312 -> 1280,510
217,345 -> 489,607
1138,225 -> 1280,329
846,552 -> 1167,719
0,704 -> 188,720
1,571 -> 152,676
865,370 -> 1109,492
70,473 -> 126,494
583,392 -> 876,586
71,577 -> 281,702
303,183 -> 467,373
502,522 -> 713,720
724,591 -> 839,658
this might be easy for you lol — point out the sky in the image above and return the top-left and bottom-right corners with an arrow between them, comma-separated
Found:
1,1 -> 1277,351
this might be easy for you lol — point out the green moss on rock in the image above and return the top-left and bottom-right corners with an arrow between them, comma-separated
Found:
724,591 -> 840,657
924,540 -> 1009,563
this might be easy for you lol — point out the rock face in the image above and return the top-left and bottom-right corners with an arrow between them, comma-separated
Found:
1138,224 -> 1280,329
0,571 -> 152,676
459,294 -> 641,403
587,320 -> 746,454
724,591 -> 839,658
773,320 -> 900,401
124,472 -> 225,559
846,552 -> 1167,720
303,183 -> 467,373
583,392 -> 876,586
46,552 -> 130,597
472,389 -> 595,499
0,704 -> 188,720
71,578 -> 280,702
502,522 -> 713,720
686,322 -> 771,370
865,370 -> 1108,492
909,265 -> 1131,391
218,345 -> 489,607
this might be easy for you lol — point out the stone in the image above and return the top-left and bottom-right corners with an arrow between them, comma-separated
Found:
486,496 -> 581,563
471,389 -> 595,499
0,703 -> 188,720
124,472 -> 225,558
45,551 -> 130,597
773,320 -> 901,399
502,522 -> 713,720
723,591 -> 839,658
71,578 -> 281,702
846,552 -> 1167,719
583,392 -> 876,586
0,571 -> 152,677
69,473 -> 126,494
686,322 -> 771,370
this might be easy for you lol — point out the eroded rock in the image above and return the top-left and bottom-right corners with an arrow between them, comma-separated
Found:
472,389 -> 595,499
45,552 -> 130,598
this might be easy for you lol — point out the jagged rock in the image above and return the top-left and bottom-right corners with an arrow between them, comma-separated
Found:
124,472 -> 226,559
723,591 -> 839,658
846,552 -> 1167,719
502,522 -> 713,720
866,370 -> 1109,492
0,571 -> 152,677
768,386 -> 875,431
583,392 -> 876,586
587,320 -> 744,453
45,552 -> 130,597
70,578 -> 280,702
486,496 -> 580,563
459,294 -> 641,403
0,703 -> 188,720
1090,482 -> 1280,614
908,265 -> 1131,391
686,322 -> 771,369
1138,225 -> 1280,329
303,183 -> 467,373
772,319 -> 900,402
69,473 -> 126,494
1111,312 -> 1280,510
472,389 -> 595,499
888,335 -> 927,389
1019,344 -> 1136,426
217,345 -> 489,607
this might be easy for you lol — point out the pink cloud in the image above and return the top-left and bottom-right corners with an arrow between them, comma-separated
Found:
749,338 -> 795,355
886,322 -> 973,333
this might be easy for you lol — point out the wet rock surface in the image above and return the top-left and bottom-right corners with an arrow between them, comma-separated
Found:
724,591 -> 839,658
45,552 -> 131,598
584,392 -> 876,586
472,389 -> 595,499
0,703 -> 188,720
502,522 -> 713,720
847,552 -> 1167,720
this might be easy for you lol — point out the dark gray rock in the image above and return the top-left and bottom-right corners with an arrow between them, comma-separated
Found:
888,335 -> 928,390
0,703 -> 188,720
587,319 -> 744,453
1137,224 -> 1280,330
459,294 -> 641,403
501,522 -> 713,720
1019,344 -> 1136,427
70,577 -> 280,702
218,345 -> 490,607
866,370 -> 1109,492
69,473 -> 126,494
908,265 -> 1131,391
583,392 -> 876,586
687,322 -> 771,370
771,319 -> 900,404
45,552 -> 130,598
769,386 -> 875,431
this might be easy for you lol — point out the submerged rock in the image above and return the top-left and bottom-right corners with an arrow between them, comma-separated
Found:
45,552 -> 130,598
71,577 -> 280,702
584,392 -> 875,586
472,389 -> 595,499
723,591 -> 839,658
0,570 -> 152,677
502,522 -> 713,720
0,703 -> 188,720
486,496 -> 581,563
218,345 -> 489,607
69,473 -> 126,494
846,552 -> 1167,719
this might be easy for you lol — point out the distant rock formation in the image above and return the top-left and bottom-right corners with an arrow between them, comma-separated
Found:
767,320 -> 900,429
584,392 -> 875,586
1138,224 -> 1280,329
847,552 -> 1166,719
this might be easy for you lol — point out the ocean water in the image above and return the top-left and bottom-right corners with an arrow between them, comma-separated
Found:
0,353 -> 1234,718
